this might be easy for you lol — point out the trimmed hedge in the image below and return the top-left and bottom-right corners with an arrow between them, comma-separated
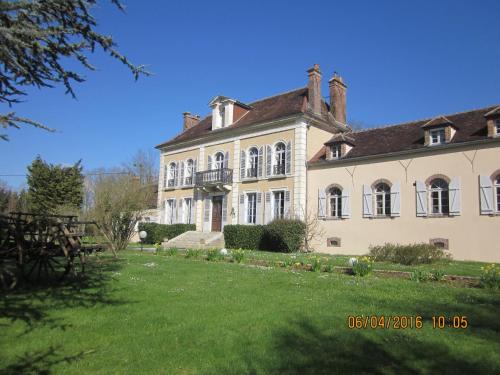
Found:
138,223 -> 195,244
369,242 -> 451,265
224,225 -> 266,250
223,219 -> 306,253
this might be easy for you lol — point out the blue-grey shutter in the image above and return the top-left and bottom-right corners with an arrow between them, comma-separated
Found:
172,199 -> 177,224
222,195 -> 228,228
362,184 -> 373,218
258,146 -> 264,177
264,191 -> 272,223
285,141 -> 292,175
341,188 -> 351,218
240,150 -> 246,180
415,180 -> 428,217
284,190 -> 291,218
479,175 -> 494,215
179,161 -> 185,187
192,159 -> 197,186
163,165 -> 168,189
203,197 -> 211,231
256,192 -> 262,224
239,194 -> 245,224
178,199 -> 184,224
224,151 -> 229,169
318,189 -> 326,218
173,162 -> 179,187
207,155 -> 212,170
190,197 -> 196,225
266,145 -> 272,176
449,177 -> 461,216
390,181 -> 401,217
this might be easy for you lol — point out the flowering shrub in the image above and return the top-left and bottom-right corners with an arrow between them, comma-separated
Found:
309,256 -> 322,272
480,264 -> 500,289
206,249 -> 222,261
369,243 -> 451,265
185,249 -> 201,258
410,270 -> 431,282
352,256 -> 373,277
231,249 -> 245,263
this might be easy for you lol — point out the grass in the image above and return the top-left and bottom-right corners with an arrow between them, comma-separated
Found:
1,250 -> 499,374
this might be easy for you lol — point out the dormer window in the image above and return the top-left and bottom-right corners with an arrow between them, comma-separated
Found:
219,106 -> 226,128
209,96 -> 252,131
429,128 -> 446,145
331,144 -> 341,159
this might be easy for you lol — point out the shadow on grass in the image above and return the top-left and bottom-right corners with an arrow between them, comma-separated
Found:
214,318 -> 499,375
0,345 -> 92,375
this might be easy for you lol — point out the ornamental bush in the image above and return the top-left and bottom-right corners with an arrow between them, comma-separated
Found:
137,223 -> 195,244
480,264 -> 500,289
352,256 -> 373,277
368,243 -> 451,265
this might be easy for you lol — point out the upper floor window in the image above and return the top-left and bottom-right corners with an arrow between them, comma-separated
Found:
185,159 -> 194,185
429,178 -> 449,215
429,128 -> 446,145
167,162 -> 176,187
374,183 -> 391,216
331,144 -> 341,159
328,187 -> 342,218
274,142 -> 286,175
220,106 -> 226,128
248,147 -> 259,178
214,152 -> 225,170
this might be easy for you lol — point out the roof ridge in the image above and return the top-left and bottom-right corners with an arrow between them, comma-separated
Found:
352,104 -> 500,134
247,86 -> 307,106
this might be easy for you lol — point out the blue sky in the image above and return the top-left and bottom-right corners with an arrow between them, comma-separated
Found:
1,0 -> 499,189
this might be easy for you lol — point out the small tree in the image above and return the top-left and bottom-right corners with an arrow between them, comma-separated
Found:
295,206 -> 326,252
89,173 -> 153,257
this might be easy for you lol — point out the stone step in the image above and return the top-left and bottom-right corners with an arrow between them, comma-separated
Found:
162,231 -> 225,250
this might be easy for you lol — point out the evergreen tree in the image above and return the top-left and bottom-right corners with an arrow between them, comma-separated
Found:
26,156 -> 84,214
0,0 -> 149,140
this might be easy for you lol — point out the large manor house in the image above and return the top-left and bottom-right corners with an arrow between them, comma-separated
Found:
155,64 -> 500,262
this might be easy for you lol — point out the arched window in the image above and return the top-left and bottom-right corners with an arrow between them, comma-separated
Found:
185,159 -> 194,185
248,147 -> 259,178
274,142 -> 286,175
167,162 -> 176,187
374,183 -> 391,216
494,175 -> 500,213
429,178 -> 449,215
214,152 -> 225,170
328,187 -> 342,218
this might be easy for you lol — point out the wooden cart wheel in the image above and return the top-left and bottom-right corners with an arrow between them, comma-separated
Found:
21,253 -> 71,283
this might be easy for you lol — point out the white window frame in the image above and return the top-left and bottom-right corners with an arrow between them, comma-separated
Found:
331,144 -> 341,159
495,175 -> 500,213
272,189 -> 285,220
373,183 -> 391,217
429,128 -> 446,145
247,147 -> 259,178
214,152 -> 224,170
165,198 -> 175,224
328,187 -> 342,218
185,159 -> 194,185
429,178 -> 449,215
495,119 -> 500,136
246,192 -> 257,224
273,142 -> 286,175
183,197 -> 193,224
167,163 -> 176,187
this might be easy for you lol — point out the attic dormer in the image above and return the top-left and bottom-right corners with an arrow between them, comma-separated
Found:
209,96 -> 251,130
421,116 -> 457,146
324,133 -> 355,160
484,106 -> 500,138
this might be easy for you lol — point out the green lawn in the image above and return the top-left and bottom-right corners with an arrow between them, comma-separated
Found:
1,251 -> 499,374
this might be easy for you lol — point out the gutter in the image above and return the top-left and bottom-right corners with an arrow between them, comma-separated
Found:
308,137 -> 500,169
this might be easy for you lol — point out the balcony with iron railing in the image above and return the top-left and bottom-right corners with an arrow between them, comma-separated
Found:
246,168 -> 258,179
195,168 -> 233,187
272,164 -> 286,176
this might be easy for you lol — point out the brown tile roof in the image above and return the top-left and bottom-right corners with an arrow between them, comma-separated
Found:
421,115 -> 454,129
156,87 -> 334,149
309,105 -> 499,164
324,133 -> 356,145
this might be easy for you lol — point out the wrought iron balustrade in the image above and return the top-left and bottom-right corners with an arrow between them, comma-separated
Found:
246,168 -> 258,178
195,168 -> 233,187
273,164 -> 286,176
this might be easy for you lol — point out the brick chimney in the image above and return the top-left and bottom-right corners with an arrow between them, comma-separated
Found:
307,64 -> 322,116
183,112 -> 200,130
329,73 -> 347,124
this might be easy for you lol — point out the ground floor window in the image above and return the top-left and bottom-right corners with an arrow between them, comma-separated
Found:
429,178 -> 449,215
495,175 -> 500,213
246,193 -> 257,224
184,198 -> 193,224
374,183 -> 391,216
166,199 -> 175,224
328,187 -> 342,218
273,190 -> 285,219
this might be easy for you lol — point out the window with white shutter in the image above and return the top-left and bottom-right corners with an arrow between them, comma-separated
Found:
362,185 -> 373,218
415,180 -> 428,217
341,188 -> 351,218
318,189 -> 326,218
390,181 -> 401,217
448,177 -> 461,216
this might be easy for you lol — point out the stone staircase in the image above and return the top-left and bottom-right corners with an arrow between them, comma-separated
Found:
162,231 -> 225,250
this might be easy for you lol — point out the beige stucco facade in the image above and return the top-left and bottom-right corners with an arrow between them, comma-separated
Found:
307,142 -> 500,262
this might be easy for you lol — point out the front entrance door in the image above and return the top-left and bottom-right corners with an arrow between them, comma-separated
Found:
211,196 -> 223,232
